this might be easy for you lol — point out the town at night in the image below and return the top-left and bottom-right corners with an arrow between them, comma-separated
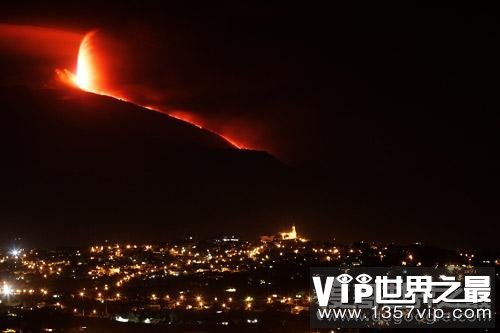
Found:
1,226 -> 497,331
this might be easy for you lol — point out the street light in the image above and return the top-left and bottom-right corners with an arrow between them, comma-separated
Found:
2,283 -> 13,297
9,248 -> 21,258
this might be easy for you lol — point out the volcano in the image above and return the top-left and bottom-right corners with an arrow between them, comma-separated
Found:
0,85 -> 291,246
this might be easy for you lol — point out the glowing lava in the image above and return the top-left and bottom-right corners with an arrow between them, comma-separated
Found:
60,30 -> 244,149
75,31 -> 95,91
54,31 -> 99,92
169,112 -> 243,149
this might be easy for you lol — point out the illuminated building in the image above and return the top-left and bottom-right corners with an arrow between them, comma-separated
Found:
280,225 -> 297,240
260,225 -> 307,242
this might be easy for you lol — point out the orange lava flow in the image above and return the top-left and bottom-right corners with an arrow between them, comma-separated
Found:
168,111 -> 244,149
58,31 -> 244,149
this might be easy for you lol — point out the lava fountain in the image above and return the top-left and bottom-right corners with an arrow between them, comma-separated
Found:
75,31 -> 96,92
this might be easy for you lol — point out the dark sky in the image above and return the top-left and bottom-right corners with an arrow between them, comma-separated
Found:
0,2 -> 498,250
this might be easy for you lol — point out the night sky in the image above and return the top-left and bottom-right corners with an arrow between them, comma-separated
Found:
0,2 -> 498,250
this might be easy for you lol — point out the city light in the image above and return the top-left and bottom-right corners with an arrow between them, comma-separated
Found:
0,232 -> 490,328
2,283 -> 13,297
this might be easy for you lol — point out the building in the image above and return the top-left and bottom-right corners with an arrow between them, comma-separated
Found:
280,225 -> 297,240
260,225 -> 307,242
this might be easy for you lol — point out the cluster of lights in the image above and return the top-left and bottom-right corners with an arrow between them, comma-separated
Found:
0,233 -> 492,324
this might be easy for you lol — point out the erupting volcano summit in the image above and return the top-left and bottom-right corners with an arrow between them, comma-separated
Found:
59,30 -> 245,149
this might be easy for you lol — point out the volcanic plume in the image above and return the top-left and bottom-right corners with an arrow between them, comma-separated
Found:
0,24 -> 81,86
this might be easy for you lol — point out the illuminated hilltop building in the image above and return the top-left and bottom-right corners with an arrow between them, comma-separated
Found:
280,225 -> 297,240
260,225 -> 308,242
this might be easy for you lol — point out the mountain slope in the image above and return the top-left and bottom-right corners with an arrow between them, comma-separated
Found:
0,86 -> 292,245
